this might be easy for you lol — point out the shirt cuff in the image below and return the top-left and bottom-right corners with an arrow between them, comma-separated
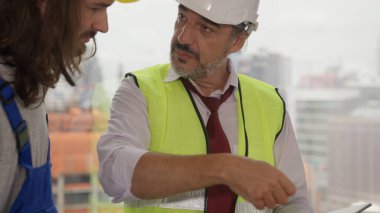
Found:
108,147 -> 148,202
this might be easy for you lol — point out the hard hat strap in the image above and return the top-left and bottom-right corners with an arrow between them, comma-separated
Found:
243,22 -> 257,36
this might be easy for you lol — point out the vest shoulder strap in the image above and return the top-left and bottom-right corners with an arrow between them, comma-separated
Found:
0,77 -> 30,150
125,64 -> 170,87
238,74 -> 286,139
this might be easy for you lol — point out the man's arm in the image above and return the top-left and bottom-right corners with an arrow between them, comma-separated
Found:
132,152 -> 296,210
273,113 -> 314,213
97,77 -> 150,202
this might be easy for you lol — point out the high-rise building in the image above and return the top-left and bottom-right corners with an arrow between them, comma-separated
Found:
293,88 -> 359,212
234,49 -> 292,91
45,56 -> 116,212
295,76 -> 380,212
327,103 -> 380,209
233,50 -> 294,116
45,56 -> 103,111
294,88 -> 359,164
378,37 -> 380,76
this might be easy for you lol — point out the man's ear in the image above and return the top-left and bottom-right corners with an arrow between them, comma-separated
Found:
228,33 -> 248,54
37,0 -> 47,15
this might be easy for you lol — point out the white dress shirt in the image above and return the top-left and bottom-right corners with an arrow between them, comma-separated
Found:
97,62 -> 313,212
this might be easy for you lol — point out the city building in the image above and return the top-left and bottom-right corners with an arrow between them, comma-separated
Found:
327,103 -> 380,211
45,57 -> 122,213
234,50 -> 292,99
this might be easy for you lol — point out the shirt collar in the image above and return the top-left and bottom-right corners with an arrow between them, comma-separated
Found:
164,59 -> 239,95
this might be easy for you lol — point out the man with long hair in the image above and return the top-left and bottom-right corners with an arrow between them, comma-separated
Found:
0,0 -> 136,212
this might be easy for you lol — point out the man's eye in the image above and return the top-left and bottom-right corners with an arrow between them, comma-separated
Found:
202,25 -> 213,33
89,6 -> 100,12
177,13 -> 186,23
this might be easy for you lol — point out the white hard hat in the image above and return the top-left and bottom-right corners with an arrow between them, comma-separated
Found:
175,0 -> 260,34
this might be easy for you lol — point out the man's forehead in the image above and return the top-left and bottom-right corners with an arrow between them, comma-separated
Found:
178,4 -> 220,27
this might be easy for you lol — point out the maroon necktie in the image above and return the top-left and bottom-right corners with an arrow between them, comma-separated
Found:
181,78 -> 237,213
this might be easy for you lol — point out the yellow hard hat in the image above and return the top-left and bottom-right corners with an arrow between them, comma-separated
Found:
116,0 -> 139,3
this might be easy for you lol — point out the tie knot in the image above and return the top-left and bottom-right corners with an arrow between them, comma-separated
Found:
180,78 -> 234,112
201,97 -> 222,112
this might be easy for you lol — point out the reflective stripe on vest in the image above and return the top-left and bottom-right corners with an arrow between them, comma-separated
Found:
125,189 -> 273,213
125,64 -> 284,213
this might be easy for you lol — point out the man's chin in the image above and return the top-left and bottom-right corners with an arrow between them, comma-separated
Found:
76,43 -> 86,57
171,62 -> 203,80
171,60 -> 189,73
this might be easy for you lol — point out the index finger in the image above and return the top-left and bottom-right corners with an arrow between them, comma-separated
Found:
279,175 -> 296,196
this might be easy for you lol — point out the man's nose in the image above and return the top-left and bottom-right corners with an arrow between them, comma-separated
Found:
177,24 -> 195,45
92,12 -> 109,33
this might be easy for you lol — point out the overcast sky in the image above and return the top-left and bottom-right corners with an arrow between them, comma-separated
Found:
94,0 -> 380,82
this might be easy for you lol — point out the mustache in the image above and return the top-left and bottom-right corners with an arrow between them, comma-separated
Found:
82,31 -> 97,39
174,42 -> 199,60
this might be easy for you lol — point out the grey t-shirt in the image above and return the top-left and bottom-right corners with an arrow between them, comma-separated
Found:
0,59 -> 49,212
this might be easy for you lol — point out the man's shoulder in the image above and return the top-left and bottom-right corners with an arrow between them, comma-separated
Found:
238,73 -> 284,106
127,64 -> 172,90
238,73 -> 276,91
132,64 -> 171,76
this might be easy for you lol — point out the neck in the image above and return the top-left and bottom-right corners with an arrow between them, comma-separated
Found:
193,61 -> 230,96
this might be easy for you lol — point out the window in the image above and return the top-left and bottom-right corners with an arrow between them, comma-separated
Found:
46,0 -> 380,212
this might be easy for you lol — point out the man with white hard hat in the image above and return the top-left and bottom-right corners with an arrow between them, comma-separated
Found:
98,0 -> 313,212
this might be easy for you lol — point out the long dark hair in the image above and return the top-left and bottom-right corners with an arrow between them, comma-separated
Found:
0,0 -> 90,106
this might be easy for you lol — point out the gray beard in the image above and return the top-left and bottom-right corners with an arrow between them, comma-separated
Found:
170,52 -> 226,80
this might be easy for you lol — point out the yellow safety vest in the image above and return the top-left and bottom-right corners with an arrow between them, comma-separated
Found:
124,64 -> 285,213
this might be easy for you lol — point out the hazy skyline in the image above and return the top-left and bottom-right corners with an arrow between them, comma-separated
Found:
95,0 -> 380,82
